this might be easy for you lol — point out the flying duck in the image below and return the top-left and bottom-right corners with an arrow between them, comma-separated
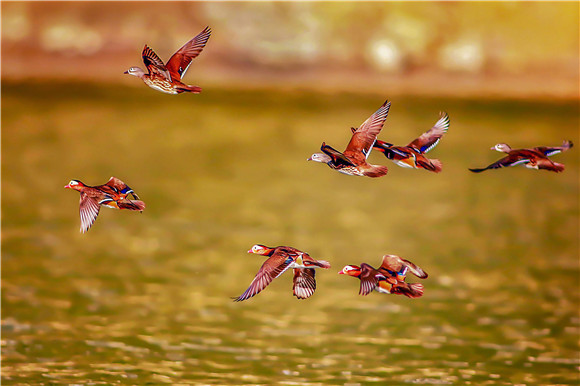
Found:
233,245 -> 331,302
65,176 -> 145,233
469,141 -> 573,173
308,100 -> 391,177
124,26 -> 211,94
339,254 -> 427,298
373,111 -> 450,172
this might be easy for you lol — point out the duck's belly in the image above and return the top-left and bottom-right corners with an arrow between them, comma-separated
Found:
393,159 -> 417,169
337,167 -> 364,176
144,80 -> 178,94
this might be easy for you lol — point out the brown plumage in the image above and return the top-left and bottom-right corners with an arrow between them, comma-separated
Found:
308,100 -> 391,177
233,245 -> 331,302
373,111 -> 450,173
124,26 -> 211,94
378,254 -> 428,280
339,255 -> 428,298
469,141 -> 573,173
292,268 -> 317,300
64,177 -> 145,233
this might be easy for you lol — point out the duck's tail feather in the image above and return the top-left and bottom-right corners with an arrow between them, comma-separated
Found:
394,282 -> 424,298
418,158 -> 442,173
118,199 -> 146,211
177,85 -> 202,94
363,165 -> 389,177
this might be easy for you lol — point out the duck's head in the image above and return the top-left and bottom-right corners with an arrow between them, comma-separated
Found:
124,67 -> 146,78
308,153 -> 332,163
338,265 -> 361,277
248,244 -> 272,255
64,180 -> 83,190
492,143 -> 511,153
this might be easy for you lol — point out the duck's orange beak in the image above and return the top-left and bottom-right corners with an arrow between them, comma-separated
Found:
247,249 -> 253,254
338,269 -> 345,274
64,184 -> 71,189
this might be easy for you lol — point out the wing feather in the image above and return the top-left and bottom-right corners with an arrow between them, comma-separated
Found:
469,155 -> 532,172
292,268 -> 317,299
79,193 -> 100,233
321,143 -> 356,167
358,263 -> 381,296
407,111 -> 450,153
142,45 -> 171,81
344,100 -> 391,159
105,176 -> 139,199
379,255 -> 428,279
534,140 -> 573,157
233,255 -> 292,302
166,26 -> 211,81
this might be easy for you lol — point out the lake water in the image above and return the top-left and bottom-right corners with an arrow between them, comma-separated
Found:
2,82 -> 579,384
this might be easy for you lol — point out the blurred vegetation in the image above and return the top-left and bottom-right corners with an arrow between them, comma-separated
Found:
2,2 -> 578,98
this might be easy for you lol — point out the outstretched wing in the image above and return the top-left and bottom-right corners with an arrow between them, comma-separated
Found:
379,254 -> 428,279
233,255 -> 293,302
142,45 -> 171,81
407,111 -> 450,153
79,193 -> 100,233
344,100 -> 391,160
469,155 -> 530,173
292,268 -> 316,299
166,26 -> 212,81
534,140 -> 574,157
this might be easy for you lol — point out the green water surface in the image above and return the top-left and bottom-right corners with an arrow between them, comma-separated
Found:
2,82 -> 579,384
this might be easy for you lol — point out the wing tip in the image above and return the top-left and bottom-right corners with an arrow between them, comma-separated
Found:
436,111 -> 450,130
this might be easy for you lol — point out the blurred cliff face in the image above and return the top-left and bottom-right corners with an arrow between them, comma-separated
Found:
2,2 -> 578,98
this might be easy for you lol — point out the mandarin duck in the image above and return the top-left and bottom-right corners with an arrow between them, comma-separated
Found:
339,254 -> 428,298
469,140 -> 573,173
65,177 -> 145,233
233,245 -> 331,302
124,26 -> 211,94
308,100 -> 391,177
372,111 -> 450,173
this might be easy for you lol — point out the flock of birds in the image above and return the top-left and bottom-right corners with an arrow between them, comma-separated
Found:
65,26 -> 574,302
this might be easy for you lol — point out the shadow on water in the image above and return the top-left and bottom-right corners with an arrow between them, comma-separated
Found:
1,81 -> 579,384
